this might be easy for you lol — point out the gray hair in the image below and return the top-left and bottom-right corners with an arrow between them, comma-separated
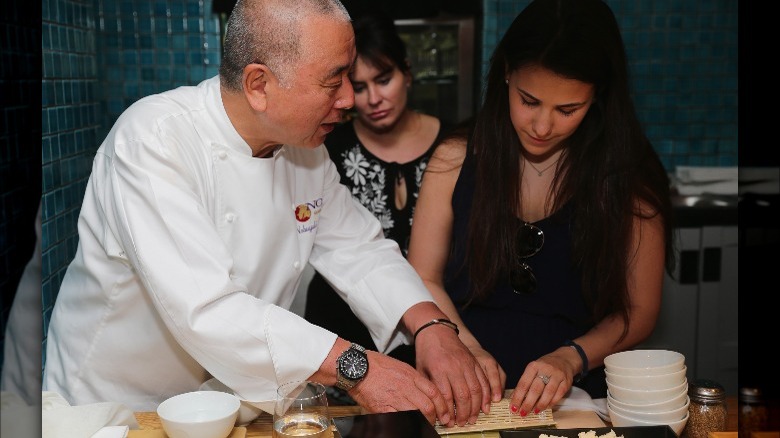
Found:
219,0 -> 351,90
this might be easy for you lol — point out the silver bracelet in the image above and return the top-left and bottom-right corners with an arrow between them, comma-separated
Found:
413,319 -> 459,343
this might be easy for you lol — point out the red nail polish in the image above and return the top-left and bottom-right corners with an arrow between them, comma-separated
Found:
534,408 -> 540,414
520,409 -> 527,417
510,405 -> 518,413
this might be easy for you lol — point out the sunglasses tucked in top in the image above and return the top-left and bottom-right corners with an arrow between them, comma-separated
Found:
510,220 -> 545,294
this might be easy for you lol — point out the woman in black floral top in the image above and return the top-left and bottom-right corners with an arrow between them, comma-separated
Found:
304,12 -> 449,373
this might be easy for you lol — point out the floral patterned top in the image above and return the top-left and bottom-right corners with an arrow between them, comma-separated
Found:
304,119 -> 448,367
324,120 -> 447,253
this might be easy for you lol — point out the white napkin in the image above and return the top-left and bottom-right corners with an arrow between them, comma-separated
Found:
554,386 -> 609,421
42,391 -> 139,438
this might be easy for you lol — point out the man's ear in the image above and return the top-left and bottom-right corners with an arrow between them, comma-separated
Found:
242,63 -> 272,112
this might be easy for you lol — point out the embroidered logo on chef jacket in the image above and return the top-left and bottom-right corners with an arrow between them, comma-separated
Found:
295,197 -> 322,233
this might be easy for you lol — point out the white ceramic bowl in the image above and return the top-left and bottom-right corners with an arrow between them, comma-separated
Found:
607,386 -> 688,412
157,390 -> 240,438
199,377 -> 263,426
609,406 -> 689,436
607,378 -> 688,404
605,365 -> 687,390
604,349 -> 685,376
608,396 -> 689,422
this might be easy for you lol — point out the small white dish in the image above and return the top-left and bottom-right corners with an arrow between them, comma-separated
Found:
605,365 -> 687,390
604,349 -> 685,376
608,395 -> 689,423
609,405 -> 689,436
157,390 -> 240,438
199,377 -> 263,426
607,378 -> 688,405
607,386 -> 688,412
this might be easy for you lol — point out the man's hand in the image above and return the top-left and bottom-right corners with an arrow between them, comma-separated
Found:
347,350 -> 452,426
414,324 -> 492,427
467,344 -> 507,404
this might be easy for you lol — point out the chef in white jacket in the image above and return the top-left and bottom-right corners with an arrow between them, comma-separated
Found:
42,0 -> 497,428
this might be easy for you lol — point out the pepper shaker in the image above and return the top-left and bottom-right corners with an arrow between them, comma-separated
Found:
739,386 -> 768,438
683,379 -> 727,438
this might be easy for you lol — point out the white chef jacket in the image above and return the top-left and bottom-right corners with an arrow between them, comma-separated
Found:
42,76 -> 434,412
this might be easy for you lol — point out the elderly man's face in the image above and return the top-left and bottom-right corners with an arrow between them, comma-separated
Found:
265,15 -> 356,148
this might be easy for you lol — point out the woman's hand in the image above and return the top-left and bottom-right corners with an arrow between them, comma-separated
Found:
466,344 -> 506,405
507,346 -> 580,416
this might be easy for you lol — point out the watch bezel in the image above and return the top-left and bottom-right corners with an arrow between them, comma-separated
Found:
338,349 -> 368,380
336,343 -> 368,390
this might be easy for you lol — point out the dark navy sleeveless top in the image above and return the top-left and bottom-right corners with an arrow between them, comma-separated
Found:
444,147 -> 607,398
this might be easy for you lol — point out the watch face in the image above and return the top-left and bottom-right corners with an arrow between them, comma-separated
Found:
339,349 -> 368,380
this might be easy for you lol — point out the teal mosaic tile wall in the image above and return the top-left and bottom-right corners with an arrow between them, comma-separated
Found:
41,0 -> 100,368
40,0 -> 221,362
481,0 -> 738,171
93,0 -> 222,141
1,0 -> 41,373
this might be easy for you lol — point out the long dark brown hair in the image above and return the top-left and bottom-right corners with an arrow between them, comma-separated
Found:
461,0 -> 675,342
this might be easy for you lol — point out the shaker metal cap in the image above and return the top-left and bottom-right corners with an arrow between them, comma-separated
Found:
689,379 -> 725,403
739,386 -> 764,404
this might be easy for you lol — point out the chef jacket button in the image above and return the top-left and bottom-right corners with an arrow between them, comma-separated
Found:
293,261 -> 301,270
225,213 -> 235,223
218,151 -> 227,159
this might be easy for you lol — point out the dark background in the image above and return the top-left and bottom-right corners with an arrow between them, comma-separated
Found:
0,0 -> 770,426
738,1 -> 780,420
1,0 -> 42,375
213,0 -> 482,18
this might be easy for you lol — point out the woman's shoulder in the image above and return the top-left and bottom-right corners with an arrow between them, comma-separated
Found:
419,112 -> 439,126
428,133 -> 468,173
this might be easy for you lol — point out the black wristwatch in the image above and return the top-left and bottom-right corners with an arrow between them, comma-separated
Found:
336,343 -> 369,391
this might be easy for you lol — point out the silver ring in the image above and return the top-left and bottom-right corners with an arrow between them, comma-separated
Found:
538,374 -> 551,385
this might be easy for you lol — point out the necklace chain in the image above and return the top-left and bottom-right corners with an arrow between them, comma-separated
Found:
525,157 -> 560,176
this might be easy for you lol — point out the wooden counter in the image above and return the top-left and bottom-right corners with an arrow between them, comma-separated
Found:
726,396 -> 738,432
133,396 -> 738,437
134,405 -> 362,437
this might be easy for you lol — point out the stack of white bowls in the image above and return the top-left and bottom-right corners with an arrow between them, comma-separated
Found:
604,349 -> 689,435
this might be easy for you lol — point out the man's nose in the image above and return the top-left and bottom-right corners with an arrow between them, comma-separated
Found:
336,77 -> 355,110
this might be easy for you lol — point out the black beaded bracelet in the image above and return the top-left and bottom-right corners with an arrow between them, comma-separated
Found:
413,319 -> 459,343
564,339 -> 588,382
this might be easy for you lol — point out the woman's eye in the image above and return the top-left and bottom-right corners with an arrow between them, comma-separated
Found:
353,84 -> 365,93
559,108 -> 576,117
520,97 -> 539,107
377,77 -> 391,85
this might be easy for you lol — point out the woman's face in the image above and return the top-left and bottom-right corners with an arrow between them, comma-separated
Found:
506,65 -> 595,157
350,56 -> 411,133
